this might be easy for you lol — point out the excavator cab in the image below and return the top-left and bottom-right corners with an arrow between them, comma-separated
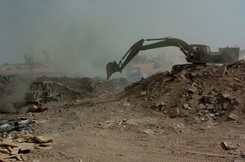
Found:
188,45 -> 211,63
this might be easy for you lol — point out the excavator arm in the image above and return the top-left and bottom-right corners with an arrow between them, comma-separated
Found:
106,37 -> 191,79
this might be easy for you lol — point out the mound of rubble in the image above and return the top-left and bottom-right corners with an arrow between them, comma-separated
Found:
35,76 -> 129,99
123,60 -> 245,123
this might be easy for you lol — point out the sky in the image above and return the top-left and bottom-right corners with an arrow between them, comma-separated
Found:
0,0 -> 244,77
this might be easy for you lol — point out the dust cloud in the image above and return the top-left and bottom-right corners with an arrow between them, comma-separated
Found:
0,76 -> 31,113
240,50 -> 245,60
0,1 -> 244,79
0,1 -> 138,78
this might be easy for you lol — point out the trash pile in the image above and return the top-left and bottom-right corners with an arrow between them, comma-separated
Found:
0,117 -> 53,161
124,60 -> 245,123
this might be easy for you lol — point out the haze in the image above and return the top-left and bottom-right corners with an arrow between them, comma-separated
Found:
0,0 -> 244,77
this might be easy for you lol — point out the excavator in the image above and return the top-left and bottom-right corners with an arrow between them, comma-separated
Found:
106,37 -> 239,79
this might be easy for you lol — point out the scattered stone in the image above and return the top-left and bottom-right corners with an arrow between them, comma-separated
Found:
155,101 -> 165,107
19,143 -> 35,152
192,94 -> 202,100
232,98 -> 242,106
142,129 -> 155,134
34,136 -> 53,143
212,87 -> 220,93
0,124 -> 11,129
0,148 -> 9,154
204,64 -> 218,71
140,91 -> 147,96
222,102 -> 231,110
16,155 -> 22,161
200,125 -> 211,131
29,105 -> 48,112
123,102 -> 130,107
198,104 -> 206,110
34,145 -> 53,150
203,95 -> 215,104
188,99 -> 199,108
206,104 -> 215,110
9,147 -> 21,155
216,64 -> 227,77
169,108 -> 180,118
16,137 -> 25,143
222,93 -> 230,98
234,78 -> 243,83
0,141 -> 19,147
227,113 -> 239,121
221,141 -> 237,150
241,151 -> 245,158
183,104 -> 189,109
188,85 -> 198,93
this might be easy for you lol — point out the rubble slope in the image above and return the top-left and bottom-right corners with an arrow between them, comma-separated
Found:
122,60 -> 245,123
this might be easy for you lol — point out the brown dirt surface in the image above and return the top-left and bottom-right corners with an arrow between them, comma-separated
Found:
0,61 -> 245,162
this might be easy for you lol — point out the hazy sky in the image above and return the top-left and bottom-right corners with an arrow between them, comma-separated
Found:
0,0 -> 244,77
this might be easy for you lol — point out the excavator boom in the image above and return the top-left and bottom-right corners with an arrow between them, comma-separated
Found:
106,37 -> 193,79
106,36 -> 239,79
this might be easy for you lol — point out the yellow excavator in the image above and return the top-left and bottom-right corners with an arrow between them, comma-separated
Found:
106,37 -> 239,79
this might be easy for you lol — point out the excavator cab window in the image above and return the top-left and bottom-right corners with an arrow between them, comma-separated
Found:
201,46 -> 211,58
189,45 -> 211,62
189,46 -> 201,61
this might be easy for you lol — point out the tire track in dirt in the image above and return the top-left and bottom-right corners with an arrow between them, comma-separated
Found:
55,130 -> 233,162
81,144 -> 232,162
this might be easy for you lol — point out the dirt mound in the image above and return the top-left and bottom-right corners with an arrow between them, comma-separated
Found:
122,60 -> 245,123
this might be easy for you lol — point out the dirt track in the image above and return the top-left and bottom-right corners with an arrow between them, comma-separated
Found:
8,96 -> 244,162
0,62 -> 245,162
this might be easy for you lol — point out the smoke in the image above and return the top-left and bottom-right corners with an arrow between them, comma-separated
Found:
240,50 -> 245,60
0,76 -> 31,113
0,0 -> 244,79
1,1 -> 140,78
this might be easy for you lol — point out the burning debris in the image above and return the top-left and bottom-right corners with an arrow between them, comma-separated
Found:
0,74 -> 129,114
0,118 -> 33,135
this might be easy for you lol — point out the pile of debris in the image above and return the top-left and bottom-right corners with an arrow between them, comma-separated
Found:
0,74 -> 129,113
124,60 -> 245,123
0,117 -> 53,161
35,76 -> 129,99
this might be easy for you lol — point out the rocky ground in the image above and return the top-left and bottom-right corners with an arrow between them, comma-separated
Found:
0,61 -> 244,161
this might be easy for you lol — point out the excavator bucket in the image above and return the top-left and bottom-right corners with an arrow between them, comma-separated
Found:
106,61 -> 121,79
